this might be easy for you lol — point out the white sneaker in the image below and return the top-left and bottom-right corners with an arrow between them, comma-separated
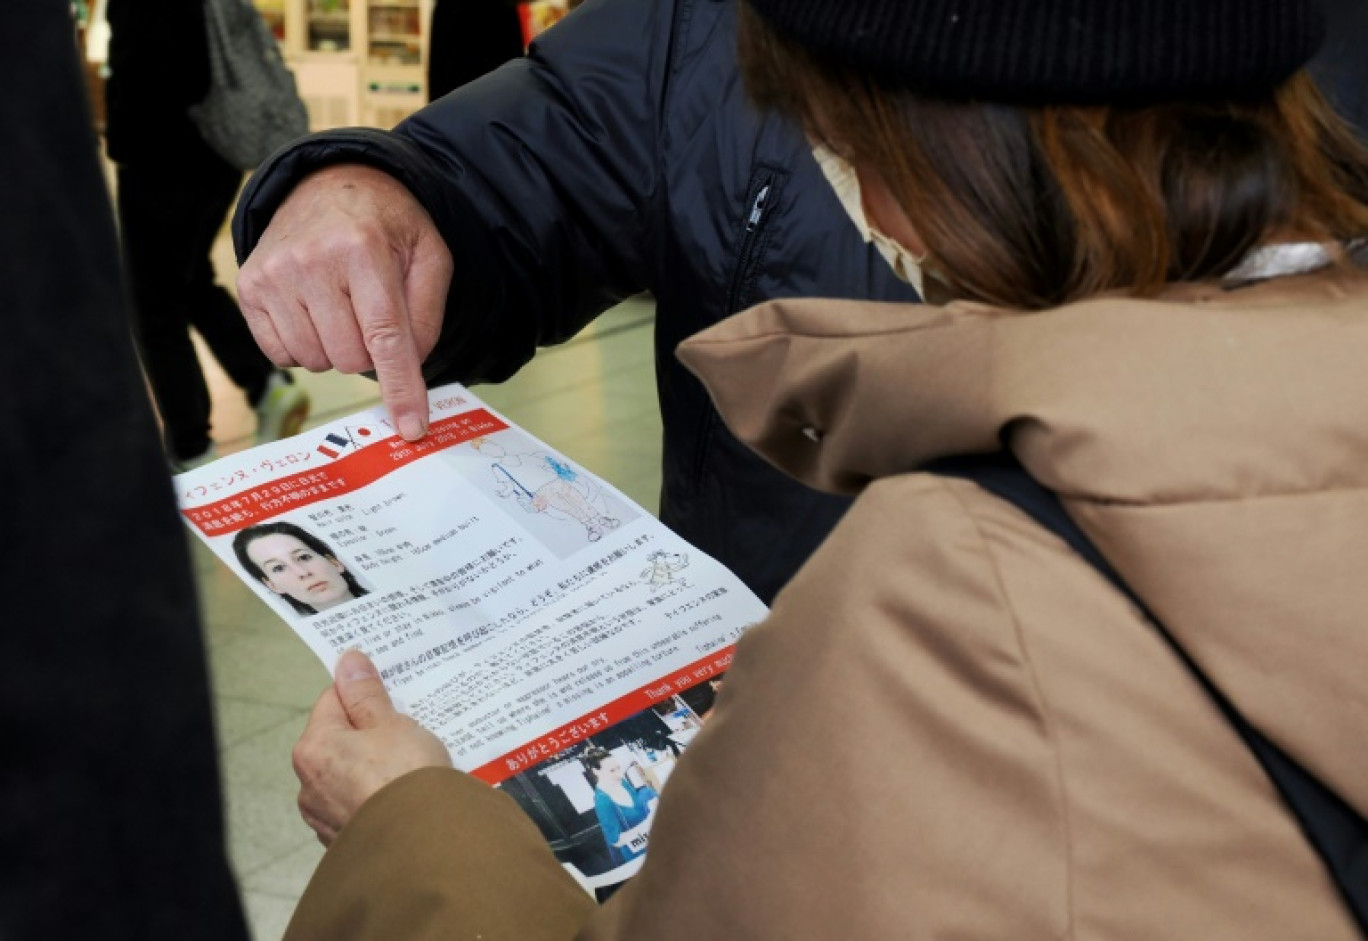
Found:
255,372 -> 310,444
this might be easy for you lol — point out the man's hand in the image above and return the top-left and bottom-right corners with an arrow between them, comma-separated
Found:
293,649 -> 452,845
237,164 -> 454,441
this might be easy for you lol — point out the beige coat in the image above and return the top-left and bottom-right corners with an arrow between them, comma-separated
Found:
286,265 -> 1368,940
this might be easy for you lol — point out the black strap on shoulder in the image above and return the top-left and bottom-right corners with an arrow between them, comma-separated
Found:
927,453 -> 1368,934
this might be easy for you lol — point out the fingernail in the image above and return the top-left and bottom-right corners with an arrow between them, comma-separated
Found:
336,648 -> 378,682
399,415 -> 426,441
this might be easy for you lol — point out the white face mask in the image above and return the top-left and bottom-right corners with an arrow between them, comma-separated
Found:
810,142 -> 927,298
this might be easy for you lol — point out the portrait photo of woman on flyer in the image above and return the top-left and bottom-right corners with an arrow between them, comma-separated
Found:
232,521 -> 370,617
582,746 -> 659,866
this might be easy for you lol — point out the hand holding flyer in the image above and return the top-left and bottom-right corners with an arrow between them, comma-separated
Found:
294,649 -> 453,846
175,383 -> 768,889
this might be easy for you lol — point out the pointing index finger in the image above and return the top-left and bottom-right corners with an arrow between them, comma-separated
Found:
349,248 -> 430,441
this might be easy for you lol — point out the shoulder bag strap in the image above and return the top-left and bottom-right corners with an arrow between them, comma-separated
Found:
927,452 -> 1368,935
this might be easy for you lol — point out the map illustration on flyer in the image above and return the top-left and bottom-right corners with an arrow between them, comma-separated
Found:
175,383 -> 768,891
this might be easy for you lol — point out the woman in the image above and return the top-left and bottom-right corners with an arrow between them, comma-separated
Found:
282,0 -> 1368,937
232,521 -> 368,616
581,747 -> 660,866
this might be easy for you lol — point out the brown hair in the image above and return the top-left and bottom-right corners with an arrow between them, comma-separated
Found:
737,2 -> 1368,309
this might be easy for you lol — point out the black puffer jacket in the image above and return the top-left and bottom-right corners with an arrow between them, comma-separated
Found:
1310,0 -> 1368,139
233,0 -> 917,603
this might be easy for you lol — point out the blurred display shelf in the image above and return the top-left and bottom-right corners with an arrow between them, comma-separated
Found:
255,0 -> 432,130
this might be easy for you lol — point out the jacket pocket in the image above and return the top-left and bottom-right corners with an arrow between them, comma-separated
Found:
691,165 -> 788,492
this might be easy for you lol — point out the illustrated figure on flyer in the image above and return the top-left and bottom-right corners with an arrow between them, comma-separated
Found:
640,551 -> 689,591
581,746 -> 659,866
232,521 -> 369,616
471,437 -> 621,542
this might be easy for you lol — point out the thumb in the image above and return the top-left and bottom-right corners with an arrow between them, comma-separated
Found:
333,649 -> 395,730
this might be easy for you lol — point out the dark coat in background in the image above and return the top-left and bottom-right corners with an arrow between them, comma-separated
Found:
104,0 -> 210,163
427,0 -> 526,101
0,3 -> 246,937
1310,0 -> 1368,137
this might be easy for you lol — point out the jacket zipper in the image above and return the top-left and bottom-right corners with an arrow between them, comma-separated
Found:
725,178 -> 773,314
693,171 -> 778,492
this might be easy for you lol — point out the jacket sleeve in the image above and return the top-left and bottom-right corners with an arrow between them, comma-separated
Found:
283,768 -> 597,941
232,0 -> 678,385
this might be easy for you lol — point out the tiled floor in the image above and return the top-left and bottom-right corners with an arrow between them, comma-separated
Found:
196,235 -> 661,939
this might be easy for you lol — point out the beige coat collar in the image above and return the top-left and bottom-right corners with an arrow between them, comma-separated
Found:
677,264 -> 1368,501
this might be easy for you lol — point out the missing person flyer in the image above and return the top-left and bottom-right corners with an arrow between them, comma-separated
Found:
174,383 -> 768,890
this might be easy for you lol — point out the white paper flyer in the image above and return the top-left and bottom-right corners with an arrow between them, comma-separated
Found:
175,383 -> 768,889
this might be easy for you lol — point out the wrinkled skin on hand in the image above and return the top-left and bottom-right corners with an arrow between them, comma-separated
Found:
237,164 -> 454,441
293,649 -> 453,845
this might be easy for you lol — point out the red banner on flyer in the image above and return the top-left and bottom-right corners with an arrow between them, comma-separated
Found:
471,646 -> 736,786
181,410 -> 508,536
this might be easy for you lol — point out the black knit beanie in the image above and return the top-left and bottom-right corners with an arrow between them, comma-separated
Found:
744,0 -> 1327,103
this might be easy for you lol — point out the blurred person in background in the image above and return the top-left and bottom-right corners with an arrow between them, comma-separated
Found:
105,0 -> 307,471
